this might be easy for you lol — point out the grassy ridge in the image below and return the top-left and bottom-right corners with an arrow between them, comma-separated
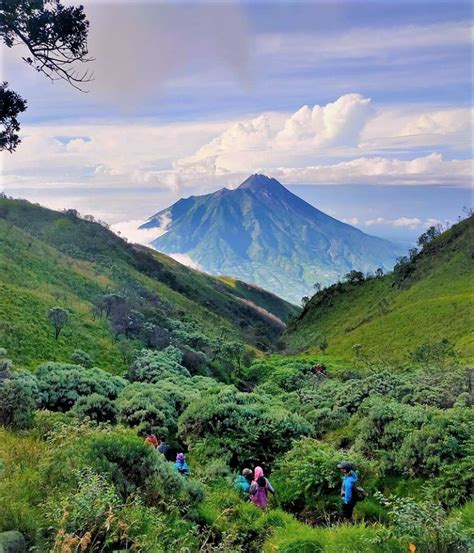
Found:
285,216 -> 474,362
0,220 -> 126,371
0,198 -> 296,370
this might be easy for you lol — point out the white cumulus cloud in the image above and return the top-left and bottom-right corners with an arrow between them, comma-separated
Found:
274,153 -> 472,186
364,217 -> 385,227
392,217 -> 422,229
167,253 -> 202,271
342,217 -> 359,225
111,211 -> 172,245
110,220 -> 159,246
275,93 -> 373,148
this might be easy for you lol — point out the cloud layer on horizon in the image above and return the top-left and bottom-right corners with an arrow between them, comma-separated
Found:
2,94 -> 472,200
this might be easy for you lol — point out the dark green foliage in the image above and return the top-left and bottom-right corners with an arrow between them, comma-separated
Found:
318,337 -> 328,354
0,348 -> 12,382
410,339 -> 457,368
272,438 -> 371,517
126,347 -> 189,383
0,531 -> 26,553
142,322 -> 170,349
356,398 -> 473,478
0,83 -> 26,153
36,362 -> 126,411
115,382 -> 176,436
429,444 -> 474,507
345,270 -> 365,284
72,393 -> 117,423
70,349 -> 94,368
84,429 -> 162,499
0,370 -> 38,429
417,225 -> 442,248
47,306 -> 69,340
181,348 -> 208,374
178,387 -> 311,468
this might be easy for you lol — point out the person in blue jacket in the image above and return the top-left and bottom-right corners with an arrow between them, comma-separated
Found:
175,452 -> 190,477
337,461 -> 358,520
234,468 -> 253,499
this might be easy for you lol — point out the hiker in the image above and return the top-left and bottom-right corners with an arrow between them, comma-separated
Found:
157,438 -> 171,460
234,468 -> 253,499
338,461 -> 358,520
144,433 -> 158,449
312,363 -> 327,376
175,452 -> 190,477
249,466 -> 274,509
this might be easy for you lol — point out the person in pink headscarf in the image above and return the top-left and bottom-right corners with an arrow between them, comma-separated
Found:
249,466 -> 275,508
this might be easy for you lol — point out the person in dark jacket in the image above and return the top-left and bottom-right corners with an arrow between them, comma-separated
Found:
157,438 -> 171,460
338,461 -> 358,520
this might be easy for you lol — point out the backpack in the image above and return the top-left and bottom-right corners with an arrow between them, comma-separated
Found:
354,486 -> 368,502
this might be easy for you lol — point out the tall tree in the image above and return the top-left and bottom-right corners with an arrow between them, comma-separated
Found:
0,0 -> 91,151
48,306 -> 70,340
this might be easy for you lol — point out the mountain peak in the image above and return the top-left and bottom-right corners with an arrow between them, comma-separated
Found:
238,174 -> 286,192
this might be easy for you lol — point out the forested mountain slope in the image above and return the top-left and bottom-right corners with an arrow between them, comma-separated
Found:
285,215 -> 474,362
143,174 -> 402,303
0,197 -> 297,370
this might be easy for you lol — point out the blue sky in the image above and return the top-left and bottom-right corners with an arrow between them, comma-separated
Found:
1,0 -> 472,244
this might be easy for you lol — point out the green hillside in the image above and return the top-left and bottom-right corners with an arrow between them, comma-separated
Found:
0,197 -> 296,371
1,198 -> 472,553
285,215 -> 474,362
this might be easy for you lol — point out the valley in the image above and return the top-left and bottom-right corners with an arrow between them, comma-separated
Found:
0,198 -> 472,552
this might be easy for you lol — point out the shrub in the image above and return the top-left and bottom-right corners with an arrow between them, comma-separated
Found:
42,467 -> 198,552
72,393 -> 118,423
0,348 -> 12,381
115,382 -> 176,436
180,348 -> 208,375
36,363 -> 126,411
70,349 -> 94,368
355,398 -> 473,478
0,370 -> 38,429
272,438 -> 373,518
428,438 -> 474,507
374,492 -> 471,552
126,347 -> 189,383
83,429 -> 162,499
32,410 -> 73,439
410,339 -> 458,368
43,468 -> 121,551
0,531 -> 26,552
178,387 -> 311,468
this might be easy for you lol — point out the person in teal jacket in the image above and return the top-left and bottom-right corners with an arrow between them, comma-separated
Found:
338,461 -> 358,519
175,452 -> 190,477
234,468 -> 253,499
